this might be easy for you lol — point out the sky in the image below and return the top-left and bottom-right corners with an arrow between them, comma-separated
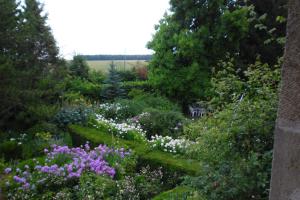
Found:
42,0 -> 170,59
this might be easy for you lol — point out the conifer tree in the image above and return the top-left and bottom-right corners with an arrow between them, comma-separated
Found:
69,55 -> 89,79
18,0 -> 59,68
101,61 -> 124,101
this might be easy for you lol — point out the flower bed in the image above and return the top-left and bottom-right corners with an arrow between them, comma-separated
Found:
149,135 -> 193,154
93,114 -> 146,141
2,143 -> 130,199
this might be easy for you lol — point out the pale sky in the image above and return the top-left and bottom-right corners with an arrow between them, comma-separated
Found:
42,0 -> 170,59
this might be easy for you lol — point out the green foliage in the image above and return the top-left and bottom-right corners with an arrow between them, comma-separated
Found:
88,70 -> 105,84
182,59 -> 280,199
153,186 -> 201,200
147,1 -> 251,105
209,57 -> 281,110
101,62 -> 125,101
0,0 -> 67,130
66,77 -> 101,100
133,93 -> 180,112
121,80 -> 152,95
117,70 -> 137,81
139,108 -> 185,138
53,106 -> 92,128
68,125 -> 202,176
69,55 -> 89,79
77,173 -> 116,199
115,166 -> 164,199
0,140 -> 21,160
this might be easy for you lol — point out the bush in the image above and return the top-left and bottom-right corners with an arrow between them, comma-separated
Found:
133,94 -> 180,112
88,70 -> 105,84
152,186 -> 201,200
77,173 -> 116,199
27,122 -> 59,135
121,81 -> 153,96
115,165 -> 164,199
53,106 -> 93,128
183,97 -> 277,200
138,109 -> 185,138
117,70 -> 137,81
0,140 -> 21,160
66,77 -> 101,100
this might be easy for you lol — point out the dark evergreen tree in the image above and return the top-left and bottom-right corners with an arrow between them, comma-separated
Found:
0,0 -> 65,130
0,0 -> 19,59
18,0 -> 59,68
69,55 -> 89,79
101,61 -> 124,101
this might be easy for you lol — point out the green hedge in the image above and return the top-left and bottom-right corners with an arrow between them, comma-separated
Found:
152,186 -> 202,200
68,125 -> 201,176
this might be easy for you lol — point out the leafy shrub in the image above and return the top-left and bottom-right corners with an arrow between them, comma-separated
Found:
117,70 -> 137,81
27,122 -> 59,135
152,186 -> 201,200
181,58 -> 280,200
53,106 -> 93,128
88,70 -> 105,84
115,166 -> 164,199
121,81 -> 153,96
77,173 -> 116,199
66,77 -> 101,100
133,94 -> 180,112
61,91 -> 89,105
0,140 -> 21,160
138,109 -> 185,138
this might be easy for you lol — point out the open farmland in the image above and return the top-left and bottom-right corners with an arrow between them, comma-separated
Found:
87,60 -> 148,73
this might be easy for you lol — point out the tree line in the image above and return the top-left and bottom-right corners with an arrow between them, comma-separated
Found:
83,55 -> 152,61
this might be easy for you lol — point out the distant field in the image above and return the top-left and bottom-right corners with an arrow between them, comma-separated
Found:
87,60 -> 148,73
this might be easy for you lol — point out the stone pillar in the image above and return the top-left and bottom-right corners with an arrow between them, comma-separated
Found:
269,0 -> 300,199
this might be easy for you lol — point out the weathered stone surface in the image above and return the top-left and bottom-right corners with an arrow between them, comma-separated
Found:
269,0 -> 300,199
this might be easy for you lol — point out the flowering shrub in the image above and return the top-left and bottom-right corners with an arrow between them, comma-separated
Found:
2,143 -> 129,199
93,114 -> 146,142
149,135 -> 192,154
98,103 -> 125,120
96,102 -> 143,122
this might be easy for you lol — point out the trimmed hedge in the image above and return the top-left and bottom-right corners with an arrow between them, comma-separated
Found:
68,125 -> 201,176
152,186 -> 202,200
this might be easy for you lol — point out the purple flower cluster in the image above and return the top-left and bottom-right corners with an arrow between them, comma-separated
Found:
5,143 -> 130,190
40,143 -> 129,178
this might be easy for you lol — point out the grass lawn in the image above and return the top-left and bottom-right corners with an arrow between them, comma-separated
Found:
87,60 -> 148,73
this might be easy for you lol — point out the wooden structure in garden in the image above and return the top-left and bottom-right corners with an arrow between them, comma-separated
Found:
189,105 -> 207,118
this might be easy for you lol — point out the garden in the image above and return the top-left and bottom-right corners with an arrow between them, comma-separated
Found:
0,0 -> 287,199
